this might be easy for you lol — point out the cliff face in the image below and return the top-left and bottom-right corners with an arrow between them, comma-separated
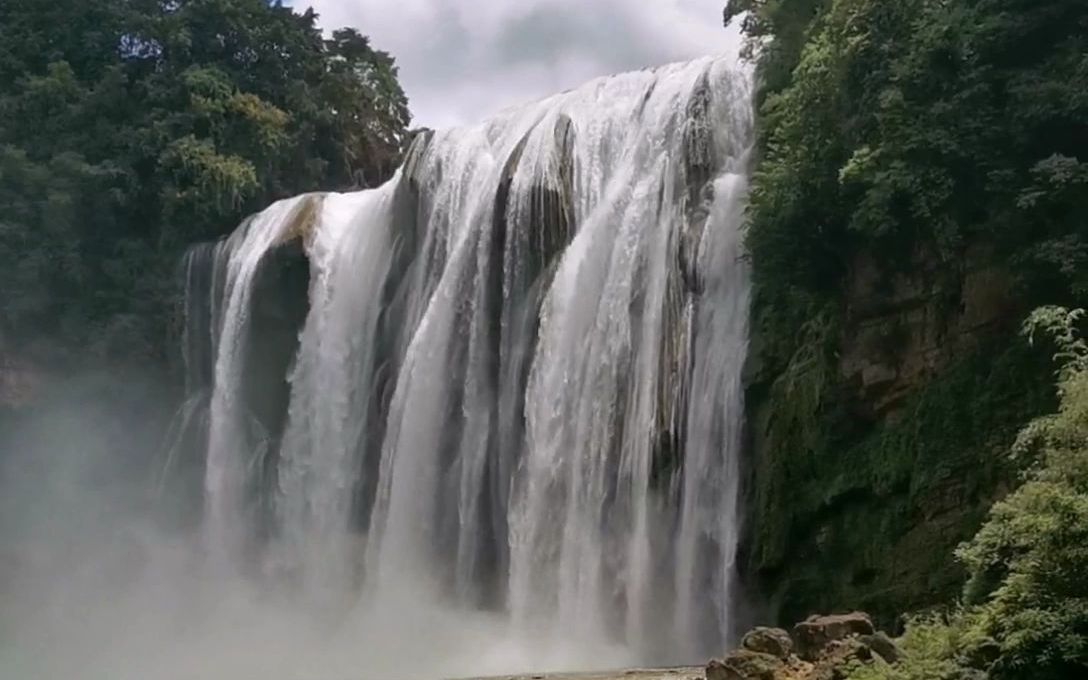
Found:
743,248 -> 1055,628
837,247 -> 1016,421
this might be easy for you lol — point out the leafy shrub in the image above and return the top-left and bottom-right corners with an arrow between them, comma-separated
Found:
849,307 -> 1088,680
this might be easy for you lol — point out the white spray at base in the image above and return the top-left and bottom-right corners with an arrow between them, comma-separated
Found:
0,55 -> 754,680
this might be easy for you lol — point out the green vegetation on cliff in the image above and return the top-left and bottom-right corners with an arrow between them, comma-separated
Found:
0,0 -> 410,367
850,307 -> 1088,679
729,0 -> 1088,624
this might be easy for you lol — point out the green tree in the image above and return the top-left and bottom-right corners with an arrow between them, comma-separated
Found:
734,0 -> 1088,367
0,0 -> 410,366
953,307 -> 1088,679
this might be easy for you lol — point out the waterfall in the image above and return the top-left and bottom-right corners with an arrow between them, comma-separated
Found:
173,55 -> 753,669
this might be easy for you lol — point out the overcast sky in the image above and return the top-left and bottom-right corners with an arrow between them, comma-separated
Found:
299,0 -> 742,129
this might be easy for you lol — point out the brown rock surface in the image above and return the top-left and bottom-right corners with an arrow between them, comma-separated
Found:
793,612 -> 875,662
741,627 -> 794,660
706,650 -> 784,680
707,612 -> 896,680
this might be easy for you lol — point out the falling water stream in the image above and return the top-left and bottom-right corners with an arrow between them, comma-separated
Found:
169,54 -> 753,675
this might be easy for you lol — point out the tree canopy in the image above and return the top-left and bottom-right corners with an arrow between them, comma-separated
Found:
730,0 -> 1088,367
0,0 -> 410,364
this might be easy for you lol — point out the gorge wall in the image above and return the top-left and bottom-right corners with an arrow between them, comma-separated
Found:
742,248 -> 1054,627
730,0 -> 1086,630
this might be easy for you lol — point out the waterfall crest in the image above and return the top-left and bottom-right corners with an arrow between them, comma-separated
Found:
169,55 -> 754,669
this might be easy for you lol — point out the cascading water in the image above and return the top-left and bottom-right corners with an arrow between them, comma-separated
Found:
202,196 -> 320,572
169,54 -> 754,672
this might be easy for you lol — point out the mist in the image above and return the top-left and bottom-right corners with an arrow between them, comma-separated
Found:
0,373 -> 638,680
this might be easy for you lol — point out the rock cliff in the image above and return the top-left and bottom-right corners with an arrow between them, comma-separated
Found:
743,247 -> 1055,627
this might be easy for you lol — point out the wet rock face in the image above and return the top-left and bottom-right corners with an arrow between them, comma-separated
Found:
244,237 -> 310,437
838,245 -> 1017,420
744,240 -> 1050,627
243,236 -> 311,531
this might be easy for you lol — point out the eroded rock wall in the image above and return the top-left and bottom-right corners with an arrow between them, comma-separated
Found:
744,246 -> 1055,628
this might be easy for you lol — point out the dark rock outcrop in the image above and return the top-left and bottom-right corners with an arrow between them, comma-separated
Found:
793,612 -> 875,662
707,650 -> 785,680
744,242 -> 1055,627
708,612 -> 899,680
742,627 -> 794,660
837,246 -> 1017,421
859,632 -> 900,665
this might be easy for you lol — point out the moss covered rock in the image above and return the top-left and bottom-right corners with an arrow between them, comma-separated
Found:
707,650 -> 786,680
743,627 -> 795,659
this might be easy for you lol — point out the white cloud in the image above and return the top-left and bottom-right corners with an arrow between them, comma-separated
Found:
301,0 -> 741,128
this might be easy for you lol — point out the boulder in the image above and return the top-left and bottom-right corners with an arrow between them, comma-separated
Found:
706,650 -> 785,680
713,613 -> 897,680
859,632 -> 900,664
742,627 -> 794,660
792,612 -> 875,661
806,638 -> 874,680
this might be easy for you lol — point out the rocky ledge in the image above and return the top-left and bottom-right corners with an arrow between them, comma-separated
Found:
706,612 -> 898,680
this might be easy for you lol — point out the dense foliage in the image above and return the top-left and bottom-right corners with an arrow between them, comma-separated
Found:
0,0 -> 410,365
731,0 -> 1088,368
731,0 -> 1088,673
848,308 -> 1088,679
728,0 -> 1088,623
